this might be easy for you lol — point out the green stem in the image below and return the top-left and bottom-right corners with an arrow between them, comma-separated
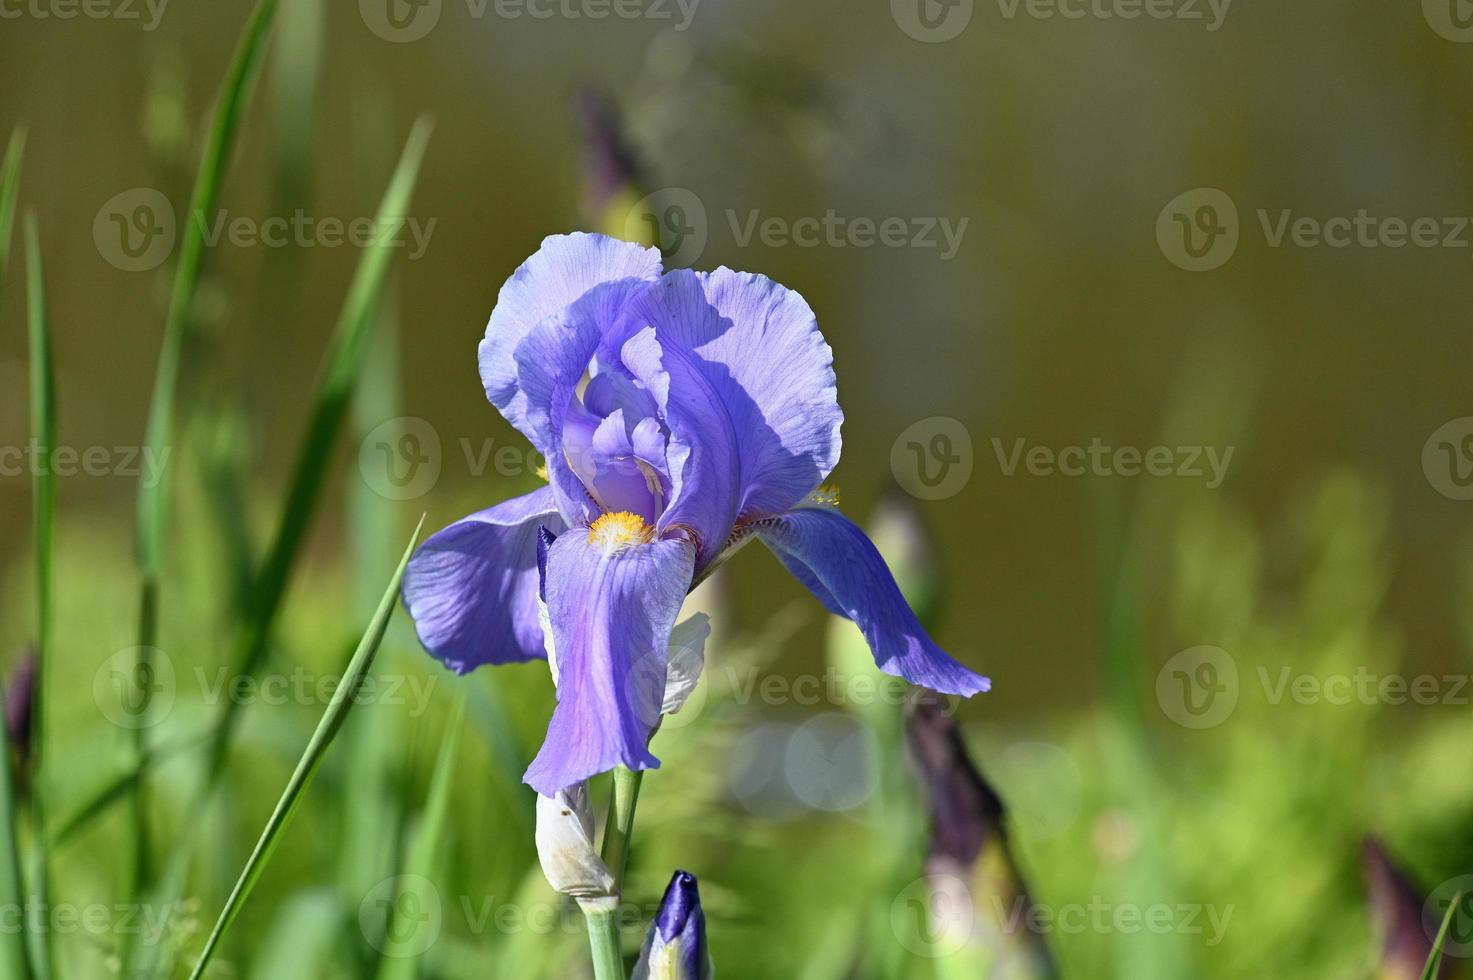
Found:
600,766 -> 644,891
581,901 -> 625,980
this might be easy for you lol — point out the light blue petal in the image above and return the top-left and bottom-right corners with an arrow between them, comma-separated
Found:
616,268 -> 843,566
402,487 -> 567,672
480,232 -> 661,450
524,530 -> 697,795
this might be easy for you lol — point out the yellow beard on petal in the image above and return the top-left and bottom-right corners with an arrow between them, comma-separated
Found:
587,511 -> 655,555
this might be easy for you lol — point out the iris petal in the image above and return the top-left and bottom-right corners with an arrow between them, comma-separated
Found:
756,506 -> 990,697
480,232 -> 662,451
402,487 -> 567,672
524,530 -> 697,795
617,269 -> 843,567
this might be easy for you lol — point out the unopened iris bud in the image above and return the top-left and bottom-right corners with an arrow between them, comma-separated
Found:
534,782 -> 616,902
1363,837 -> 1441,980
574,88 -> 647,240
633,870 -> 711,980
906,695 -> 1055,978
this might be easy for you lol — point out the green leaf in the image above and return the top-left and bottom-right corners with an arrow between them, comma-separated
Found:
185,517 -> 426,980
124,0 -> 280,920
205,114 -> 435,776
373,689 -> 467,978
0,682 -> 32,980
1422,890 -> 1464,980
0,127 -> 25,286
125,115 -> 434,980
135,0 -> 279,576
23,214 -> 54,980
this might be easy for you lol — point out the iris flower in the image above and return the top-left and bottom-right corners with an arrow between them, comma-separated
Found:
403,233 -> 989,796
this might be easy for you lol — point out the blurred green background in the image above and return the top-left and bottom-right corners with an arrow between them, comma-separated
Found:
1,0 -> 1473,976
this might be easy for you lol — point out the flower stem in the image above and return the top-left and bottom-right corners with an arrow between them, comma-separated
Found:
581,900 -> 625,980
601,766 -> 644,891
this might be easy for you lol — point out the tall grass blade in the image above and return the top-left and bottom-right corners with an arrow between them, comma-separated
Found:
23,215 -> 55,980
1422,890 -> 1463,980
185,517 -> 426,980
0,681 -> 32,979
205,114 -> 434,779
121,119 -> 432,980
0,125 -> 30,980
135,0 -> 279,577
373,690 -> 467,977
126,0 -> 280,917
0,128 -> 24,286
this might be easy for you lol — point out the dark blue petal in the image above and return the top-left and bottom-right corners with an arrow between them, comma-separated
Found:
635,870 -> 710,980
402,487 -> 567,672
757,506 -> 990,697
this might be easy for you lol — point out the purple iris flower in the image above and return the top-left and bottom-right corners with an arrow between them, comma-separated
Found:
402,233 -> 989,796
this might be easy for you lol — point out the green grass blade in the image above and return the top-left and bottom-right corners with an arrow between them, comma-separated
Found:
206,115 -> 434,775
0,127 -> 25,285
373,690 -> 467,977
50,728 -> 209,848
70,116 -> 430,896
185,517 -> 426,980
0,678 -> 33,979
1422,890 -> 1463,980
125,0 -> 279,920
135,0 -> 278,575
24,214 -> 55,980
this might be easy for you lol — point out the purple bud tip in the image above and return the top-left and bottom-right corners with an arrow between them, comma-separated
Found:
573,87 -> 645,218
536,526 -> 558,600
1362,836 -> 1438,978
4,650 -> 37,760
655,869 -> 703,943
905,694 -> 1005,866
